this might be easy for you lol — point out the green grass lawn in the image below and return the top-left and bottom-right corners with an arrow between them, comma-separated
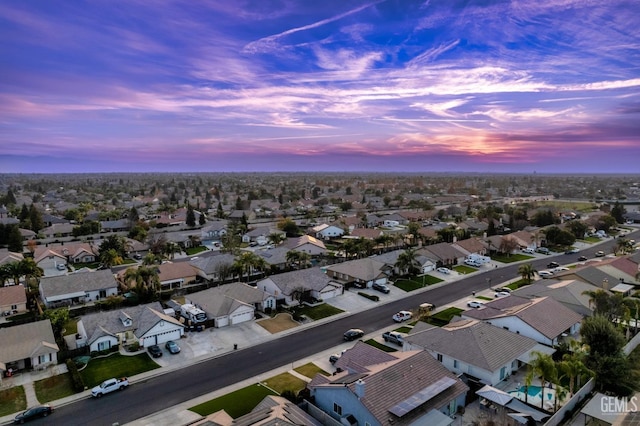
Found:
34,373 -> 76,403
80,353 -> 161,388
263,372 -> 307,394
427,307 -> 464,326
491,253 -> 531,263
365,339 -> 398,352
453,265 -> 476,274
186,246 -> 208,255
394,275 -> 442,292
63,318 -> 79,336
294,363 -> 328,378
477,295 -> 493,301
0,386 -> 26,417
395,326 -> 412,333
581,237 -> 601,243
291,303 -> 344,320
190,383 -> 277,418
505,278 -> 530,290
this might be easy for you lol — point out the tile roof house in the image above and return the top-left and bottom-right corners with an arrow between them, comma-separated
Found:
255,245 -> 289,271
461,295 -> 583,347
189,253 -> 237,282
558,258 -> 638,290
285,235 -> 327,256
349,228 -> 384,240
76,302 -> 184,351
256,267 -> 343,305
512,279 -> 597,317
0,320 -> 59,376
0,250 -> 23,266
189,281 -> 275,313
325,257 -> 391,288
452,237 -> 488,256
185,287 -> 255,328
39,269 -> 119,308
193,395 -> 323,426
405,319 -> 548,386
155,261 -> 199,290
33,248 -> 68,277
0,285 -> 28,315
418,242 -> 467,266
308,342 -> 468,426
200,220 -> 228,241
371,249 -> 437,274
309,223 -> 345,240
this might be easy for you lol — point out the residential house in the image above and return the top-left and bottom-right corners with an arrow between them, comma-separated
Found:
507,230 -> 537,250
310,223 -> 345,240
405,319 -> 549,386
257,267 -> 343,305
242,226 -> 283,246
155,261 -> 200,290
0,285 -> 28,315
255,245 -> 289,272
185,288 -> 255,327
40,223 -> 76,239
418,242 -> 467,267
371,249 -> 437,274
382,212 -> 408,226
325,257 -> 390,288
33,248 -> 68,276
100,219 -> 130,233
191,395 -> 323,426
36,242 -> 98,265
452,237 -> 488,257
333,215 -> 363,232
308,341 -> 468,426
0,250 -> 23,267
39,269 -> 119,308
190,253 -> 237,283
512,279 -> 598,317
348,228 -> 384,240
200,220 -> 228,241
76,302 -> 184,351
0,320 -> 59,376
206,281 -> 276,313
461,296 -> 583,347
557,257 -> 638,290
285,235 -> 327,257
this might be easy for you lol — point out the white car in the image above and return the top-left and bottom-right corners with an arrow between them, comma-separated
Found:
522,248 -> 535,254
464,259 -> 482,267
494,291 -> 511,298
538,270 -> 554,278
392,310 -> 413,322
467,300 -> 484,308
436,267 -> 450,274
553,266 -> 570,272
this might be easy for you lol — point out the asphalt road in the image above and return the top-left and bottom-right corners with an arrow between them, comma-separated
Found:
27,229 -> 640,426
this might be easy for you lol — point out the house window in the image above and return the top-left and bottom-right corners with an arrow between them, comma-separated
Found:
38,354 -> 50,364
437,353 -> 443,362
453,360 -> 458,369
333,403 -> 342,416
99,290 -> 107,298
11,304 -> 17,310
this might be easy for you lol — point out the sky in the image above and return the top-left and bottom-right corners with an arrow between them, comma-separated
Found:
1,0 -> 639,174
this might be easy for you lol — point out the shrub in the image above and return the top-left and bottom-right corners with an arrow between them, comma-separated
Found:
66,358 -> 85,392
357,292 -> 379,302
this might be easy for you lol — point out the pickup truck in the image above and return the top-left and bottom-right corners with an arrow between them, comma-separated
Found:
382,331 -> 405,345
91,377 -> 129,397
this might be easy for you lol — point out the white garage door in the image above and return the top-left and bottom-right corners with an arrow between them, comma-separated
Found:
150,328 -> 182,346
230,310 -> 253,325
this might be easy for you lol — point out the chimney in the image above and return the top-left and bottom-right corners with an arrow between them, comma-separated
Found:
355,379 -> 365,399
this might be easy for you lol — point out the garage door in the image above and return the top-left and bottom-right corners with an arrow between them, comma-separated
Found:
151,329 -> 182,346
230,310 -> 253,325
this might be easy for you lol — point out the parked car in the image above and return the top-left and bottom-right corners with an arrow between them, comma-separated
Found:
522,248 -> 535,254
464,259 -> 481,267
496,287 -> 512,293
495,291 -> 511,298
538,270 -> 554,278
165,340 -> 181,354
329,353 -> 341,364
536,247 -> 550,254
56,263 -> 66,271
553,266 -> 570,272
565,248 -> 580,254
343,328 -> 364,341
547,261 -> 560,268
14,405 -> 53,423
436,267 -> 450,274
578,255 -> 588,261
382,331 -> 405,345
420,302 -> 435,311
372,282 -> 390,294
392,310 -> 413,322
595,250 -> 605,257
467,300 -> 484,308
147,345 -> 163,358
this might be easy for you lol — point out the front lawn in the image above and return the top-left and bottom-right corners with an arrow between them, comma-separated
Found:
263,372 -> 307,395
80,353 -> 161,388
290,303 -> 344,320
477,296 -> 493,301
63,318 -> 78,336
186,246 -> 208,255
505,278 -> 530,290
427,307 -> 464,326
395,275 -> 442,292
453,265 -> 477,274
365,339 -> 398,352
34,373 -> 76,403
491,253 -> 531,263
294,363 -> 328,378
190,383 -> 277,418
0,386 -> 26,417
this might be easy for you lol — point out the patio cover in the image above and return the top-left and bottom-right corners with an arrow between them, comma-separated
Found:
476,385 -> 513,406
580,392 -> 623,425
505,398 -> 551,422
611,283 -> 634,294
409,409 -> 454,426
517,343 -> 556,364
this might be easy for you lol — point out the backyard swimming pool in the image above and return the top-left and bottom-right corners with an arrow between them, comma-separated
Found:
509,385 -> 554,401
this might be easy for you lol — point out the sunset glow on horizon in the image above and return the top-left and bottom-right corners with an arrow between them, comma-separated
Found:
1,1 -> 639,174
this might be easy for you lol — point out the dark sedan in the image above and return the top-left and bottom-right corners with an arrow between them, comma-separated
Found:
165,340 -> 181,354
343,328 -> 364,341
14,405 -> 53,424
147,344 -> 163,358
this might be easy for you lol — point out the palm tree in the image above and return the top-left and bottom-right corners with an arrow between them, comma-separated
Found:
0,263 -> 11,286
123,266 -> 160,301
163,241 -> 181,260
518,263 -> 537,285
558,352 -> 593,397
267,232 -> 286,246
582,289 -> 611,317
526,351 -> 558,409
4,262 -> 23,286
100,248 -> 124,268
394,247 -> 421,277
